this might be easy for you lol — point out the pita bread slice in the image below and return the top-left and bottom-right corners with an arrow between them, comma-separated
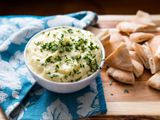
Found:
102,32 -> 124,57
129,51 -> 142,64
122,35 -> 134,50
133,10 -> 157,32
105,42 -> 133,72
148,35 -> 160,53
131,59 -> 144,78
107,67 -> 135,85
117,11 -> 157,34
144,42 -> 160,74
130,32 -> 154,43
132,43 -> 150,69
148,36 -> 160,59
155,46 -> 160,59
116,22 -> 147,35
148,71 -> 160,90
135,10 -> 156,27
96,29 -> 109,41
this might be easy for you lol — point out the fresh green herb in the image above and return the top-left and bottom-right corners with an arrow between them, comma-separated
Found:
65,57 -> 71,63
47,32 -> 50,36
76,71 -> 81,74
83,55 -> 98,72
41,42 -> 58,53
69,72 -> 72,76
47,72 -> 51,74
67,29 -> 73,33
75,77 -> 82,81
61,34 -> 64,38
55,64 -> 59,68
36,59 -> 40,61
65,46 -> 72,52
74,38 -> 87,51
73,69 -> 77,74
88,42 -> 98,50
123,89 -> 129,94
58,40 -> 73,53
50,74 -> 59,78
110,93 -> 114,96
59,47 -> 65,53
60,78 -> 63,82
53,34 -> 56,37
80,64 -> 84,68
41,63 -> 47,66
75,55 -> 81,61
34,42 -> 41,46
81,45 -> 86,52
73,69 -> 80,74
71,56 -> 75,60
64,75 -> 68,79
109,79 -> 113,86
45,56 -> 52,63
55,64 -> 59,72
54,56 -> 62,61
77,30 -> 80,33
40,49 -> 43,52
83,55 -> 92,64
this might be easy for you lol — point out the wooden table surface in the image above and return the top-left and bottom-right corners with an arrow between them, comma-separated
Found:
0,15 -> 160,120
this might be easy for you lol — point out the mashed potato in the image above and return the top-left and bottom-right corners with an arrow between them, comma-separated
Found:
26,26 -> 102,82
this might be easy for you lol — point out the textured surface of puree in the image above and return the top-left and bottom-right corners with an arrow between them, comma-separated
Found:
26,26 -> 101,82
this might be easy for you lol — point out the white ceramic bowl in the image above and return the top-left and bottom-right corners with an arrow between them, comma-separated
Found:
24,26 -> 105,93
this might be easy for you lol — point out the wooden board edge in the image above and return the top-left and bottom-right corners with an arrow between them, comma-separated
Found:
98,15 -> 160,22
106,102 -> 160,116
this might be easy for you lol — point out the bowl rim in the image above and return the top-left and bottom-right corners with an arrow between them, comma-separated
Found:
24,26 -> 105,85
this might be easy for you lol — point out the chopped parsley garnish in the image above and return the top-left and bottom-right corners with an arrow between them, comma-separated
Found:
123,89 -> 129,94
45,56 -> 52,63
75,55 -> 81,61
67,29 -> 73,33
34,42 -> 41,46
110,93 -> 114,96
47,32 -> 50,36
65,57 -> 71,63
83,54 -> 98,72
41,63 -> 47,66
55,64 -> 59,72
64,75 -> 68,79
54,56 -> 62,61
88,42 -> 99,50
80,64 -> 84,68
61,34 -> 64,38
75,77 -> 82,81
47,72 -> 59,78
40,42 -> 58,52
73,69 -> 81,74
109,79 -> 113,86
36,59 -> 40,61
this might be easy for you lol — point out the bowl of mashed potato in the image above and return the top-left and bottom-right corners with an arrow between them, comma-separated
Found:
24,26 -> 105,93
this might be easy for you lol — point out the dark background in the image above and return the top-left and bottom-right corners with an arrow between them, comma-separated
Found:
0,0 -> 160,15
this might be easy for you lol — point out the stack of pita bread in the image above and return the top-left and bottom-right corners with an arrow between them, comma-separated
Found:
98,11 -> 160,90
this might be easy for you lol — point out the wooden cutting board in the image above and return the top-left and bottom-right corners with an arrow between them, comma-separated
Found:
89,15 -> 160,120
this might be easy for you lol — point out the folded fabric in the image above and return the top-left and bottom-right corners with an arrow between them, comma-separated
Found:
0,11 -> 107,120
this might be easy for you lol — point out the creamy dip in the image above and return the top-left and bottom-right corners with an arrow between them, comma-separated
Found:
26,26 -> 101,82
